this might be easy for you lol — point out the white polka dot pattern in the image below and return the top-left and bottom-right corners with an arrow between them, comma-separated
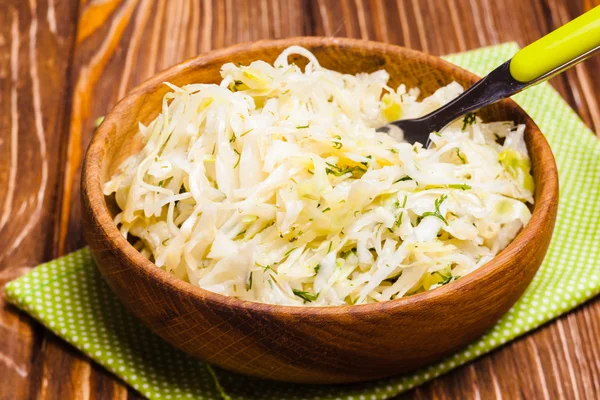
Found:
4,43 -> 600,400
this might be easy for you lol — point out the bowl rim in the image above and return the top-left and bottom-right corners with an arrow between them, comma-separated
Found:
82,36 -> 559,317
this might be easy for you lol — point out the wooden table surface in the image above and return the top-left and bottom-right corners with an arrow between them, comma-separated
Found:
1,0 -> 600,399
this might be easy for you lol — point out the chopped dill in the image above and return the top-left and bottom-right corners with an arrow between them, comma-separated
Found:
233,148 -> 241,168
394,175 -> 413,183
462,112 -> 477,130
420,194 -> 448,225
246,272 -> 253,290
292,289 -> 318,303
447,183 -> 471,190
255,263 -> 272,272
456,148 -> 467,164
325,162 -> 366,177
390,197 -> 407,231
360,155 -> 372,167
435,271 -> 452,285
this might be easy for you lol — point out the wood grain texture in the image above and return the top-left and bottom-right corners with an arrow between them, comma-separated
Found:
1,0 -> 599,398
0,1 -> 80,400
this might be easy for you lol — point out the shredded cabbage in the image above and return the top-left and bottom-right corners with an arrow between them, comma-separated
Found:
104,46 -> 534,306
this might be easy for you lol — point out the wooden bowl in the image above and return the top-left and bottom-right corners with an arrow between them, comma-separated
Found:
81,37 -> 558,384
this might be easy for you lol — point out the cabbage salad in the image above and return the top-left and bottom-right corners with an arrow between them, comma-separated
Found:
104,46 -> 534,306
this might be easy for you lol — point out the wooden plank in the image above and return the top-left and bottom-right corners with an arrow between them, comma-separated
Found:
36,1 -> 149,397
0,0 -> 80,399
1,0 -> 599,399
547,0 -> 600,136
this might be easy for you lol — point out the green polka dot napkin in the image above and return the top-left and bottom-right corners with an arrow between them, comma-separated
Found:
5,43 -> 600,400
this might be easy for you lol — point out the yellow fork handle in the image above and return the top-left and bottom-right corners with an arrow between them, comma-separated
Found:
510,6 -> 600,83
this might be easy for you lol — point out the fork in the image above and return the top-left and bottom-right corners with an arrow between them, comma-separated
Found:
378,6 -> 600,146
